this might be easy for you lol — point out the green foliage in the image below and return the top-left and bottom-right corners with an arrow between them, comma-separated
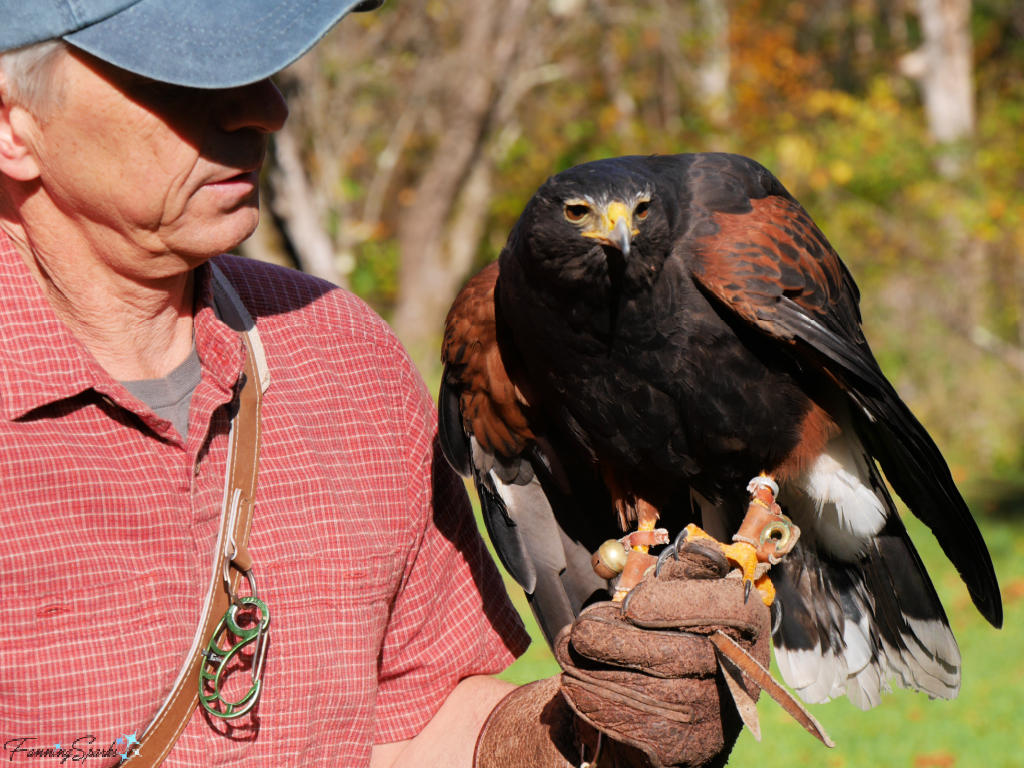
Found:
349,239 -> 400,316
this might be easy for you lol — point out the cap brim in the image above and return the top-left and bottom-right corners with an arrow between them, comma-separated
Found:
64,0 -> 378,89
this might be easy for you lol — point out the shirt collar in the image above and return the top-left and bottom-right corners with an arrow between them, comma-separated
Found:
0,228 -> 244,421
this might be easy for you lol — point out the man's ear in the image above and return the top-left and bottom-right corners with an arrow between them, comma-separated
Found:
0,78 -> 41,183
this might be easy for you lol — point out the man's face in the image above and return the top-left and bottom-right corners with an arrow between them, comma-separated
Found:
17,48 -> 288,273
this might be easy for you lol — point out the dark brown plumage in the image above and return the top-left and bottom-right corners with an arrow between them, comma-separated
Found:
440,152 -> 1001,710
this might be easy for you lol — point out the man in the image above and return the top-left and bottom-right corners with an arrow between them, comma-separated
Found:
0,3 -> 766,767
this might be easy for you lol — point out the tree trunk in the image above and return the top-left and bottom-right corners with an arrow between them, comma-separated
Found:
900,0 -> 974,176
269,124 -> 345,287
696,0 -> 730,126
593,0 -> 637,143
391,0 -> 530,373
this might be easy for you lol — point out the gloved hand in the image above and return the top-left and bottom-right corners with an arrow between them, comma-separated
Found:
474,539 -> 771,768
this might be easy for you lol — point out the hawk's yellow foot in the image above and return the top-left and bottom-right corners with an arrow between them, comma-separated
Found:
681,524 -> 774,606
754,574 -> 776,606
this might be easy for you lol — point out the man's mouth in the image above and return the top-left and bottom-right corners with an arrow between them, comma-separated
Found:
212,169 -> 259,185
204,169 -> 261,195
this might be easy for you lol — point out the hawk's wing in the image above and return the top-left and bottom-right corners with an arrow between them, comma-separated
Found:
683,160 -> 999,628
678,155 -> 1000,707
440,261 -> 617,647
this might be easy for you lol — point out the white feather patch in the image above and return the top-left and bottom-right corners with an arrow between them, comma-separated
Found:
847,663 -> 883,710
490,468 -> 516,508
795,434 -> 888,560
906,616 -> 962,670
842,617 -> 873,676
799,650 -> 847,704
896,620 -> 961,693
775,645 -> 823,693
776,643 -> 847,705
774,641 -> 794,683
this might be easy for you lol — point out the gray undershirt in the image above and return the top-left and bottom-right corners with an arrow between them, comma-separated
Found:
121,346 -> 202,441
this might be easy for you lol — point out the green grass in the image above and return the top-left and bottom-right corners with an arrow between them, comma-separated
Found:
469,482 -> 1024,766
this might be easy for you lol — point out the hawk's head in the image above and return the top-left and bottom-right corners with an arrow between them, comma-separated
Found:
513,157 -> 675,298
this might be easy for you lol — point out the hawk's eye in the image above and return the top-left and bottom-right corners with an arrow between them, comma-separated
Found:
564,204 -> 590,222
635,201 -> 650,220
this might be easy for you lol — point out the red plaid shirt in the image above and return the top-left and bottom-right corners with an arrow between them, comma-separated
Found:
0,229 -> 529,765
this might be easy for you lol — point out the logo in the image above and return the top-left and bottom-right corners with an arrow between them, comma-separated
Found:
2,732 -> 140,764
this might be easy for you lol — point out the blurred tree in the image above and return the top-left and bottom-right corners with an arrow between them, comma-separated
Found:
900,0 -> 975,175
268,120 -> 346,286
391,0 -> 531,368
243,0 -> 1024,487
695,0 -> 731,125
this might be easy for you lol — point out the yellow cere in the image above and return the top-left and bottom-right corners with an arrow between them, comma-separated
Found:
579,200 -> 640,240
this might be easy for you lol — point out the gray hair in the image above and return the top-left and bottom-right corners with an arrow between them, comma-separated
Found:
0,39 -> 68,116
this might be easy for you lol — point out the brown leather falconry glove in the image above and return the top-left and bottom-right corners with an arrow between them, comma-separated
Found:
474,540 -> 772,768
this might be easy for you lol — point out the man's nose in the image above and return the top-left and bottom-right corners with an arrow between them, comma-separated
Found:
214,79 -> 289,134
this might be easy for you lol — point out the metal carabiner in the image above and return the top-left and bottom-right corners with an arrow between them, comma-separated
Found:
199,568 -> 271,719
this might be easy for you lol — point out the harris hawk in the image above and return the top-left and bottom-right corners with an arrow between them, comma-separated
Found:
439,152 -> 1001,711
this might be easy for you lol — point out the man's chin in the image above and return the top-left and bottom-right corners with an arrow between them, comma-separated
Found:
176,208 -> 261,261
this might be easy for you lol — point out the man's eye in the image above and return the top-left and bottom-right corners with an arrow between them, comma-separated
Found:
564,204 -> 590,222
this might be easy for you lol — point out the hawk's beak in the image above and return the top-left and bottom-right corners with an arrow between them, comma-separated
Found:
581,200 -> 637,257
608,216 -> 631,259
602,201 -> 634,258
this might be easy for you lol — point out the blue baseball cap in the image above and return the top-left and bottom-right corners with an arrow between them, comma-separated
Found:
0,0 -> 383,89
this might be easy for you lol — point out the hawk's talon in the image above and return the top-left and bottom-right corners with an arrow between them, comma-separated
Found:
620,583 -> 638,616
655,545 -> 675,577
651,520 -> 782,605
722,539 -> 773,607
679,527 -> 777,606
672,526 -> 690,559
652,526 -> 689,576
681,522 -> 716,543
771,598 -> 784,636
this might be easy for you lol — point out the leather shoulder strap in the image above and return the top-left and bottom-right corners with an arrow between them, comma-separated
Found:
210,262 -> 270,394
134,264 -> 266,766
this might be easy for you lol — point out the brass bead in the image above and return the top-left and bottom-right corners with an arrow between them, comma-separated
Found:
592,539 -> 628,579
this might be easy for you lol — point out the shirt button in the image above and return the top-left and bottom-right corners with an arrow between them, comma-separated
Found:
194,462 -> 201,477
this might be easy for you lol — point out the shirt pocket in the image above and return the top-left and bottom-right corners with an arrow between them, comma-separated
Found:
253,548 -> 406,730
0,572 -> 173,741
